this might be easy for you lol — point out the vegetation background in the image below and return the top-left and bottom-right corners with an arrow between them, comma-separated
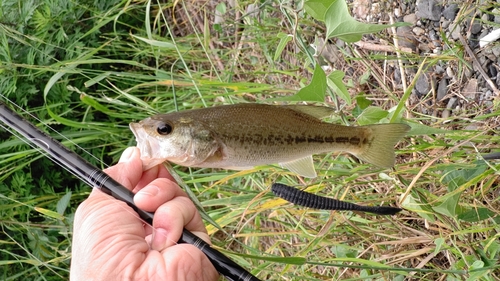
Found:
1,0 -> 499,280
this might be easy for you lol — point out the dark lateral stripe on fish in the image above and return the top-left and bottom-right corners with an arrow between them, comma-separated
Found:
227,134 -> 368,146
294,135 -> 367,145
271,183 -> 402,215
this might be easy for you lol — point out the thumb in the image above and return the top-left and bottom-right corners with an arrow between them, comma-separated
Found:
103,147 -> 144,191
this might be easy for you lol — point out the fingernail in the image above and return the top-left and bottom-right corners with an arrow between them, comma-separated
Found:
151,228 -> 168,251
119,147 -> 136,163
137,185 -> 159,197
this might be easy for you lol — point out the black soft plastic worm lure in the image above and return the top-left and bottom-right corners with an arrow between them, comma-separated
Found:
271,183 -> 401,215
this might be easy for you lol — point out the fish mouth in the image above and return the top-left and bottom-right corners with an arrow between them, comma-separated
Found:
129,122 -> 166,170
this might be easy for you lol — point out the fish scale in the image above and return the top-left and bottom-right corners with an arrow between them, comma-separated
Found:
130,103 -> 410,177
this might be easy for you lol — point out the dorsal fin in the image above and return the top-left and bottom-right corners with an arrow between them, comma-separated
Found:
281,105 -> 336,119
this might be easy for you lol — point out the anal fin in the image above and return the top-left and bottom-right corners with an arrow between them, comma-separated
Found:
280,156 -> 317,178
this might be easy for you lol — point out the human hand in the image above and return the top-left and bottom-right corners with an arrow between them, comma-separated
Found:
70,147 -> 218,281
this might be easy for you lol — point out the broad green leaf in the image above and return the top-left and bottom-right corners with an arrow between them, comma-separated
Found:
359,71 -> 371,85
273,64 -> 327,101
458,208 -> 496,222
433,195 -> 461,217
433,237 -> 445,256
304,0 -> 332,21
323,0 -> 409,42
467,260 -> 487,281
356,106 -> 388,125
356,94 -> 372,108
404,120 -> 449,136
216,2 -> 226,14
400,189 -> 435,222
327,70 -> 351,104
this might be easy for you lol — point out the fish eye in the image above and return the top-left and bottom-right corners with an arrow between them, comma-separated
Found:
156,122 -> 173,135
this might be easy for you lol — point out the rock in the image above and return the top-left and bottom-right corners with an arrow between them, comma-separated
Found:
447,97 -> 458,109
437,78 -> 448,101
413,27 -> 425,36
442,109 -> 450,119
481,13 -> 490,22
462,79 -> 478,101
442,20 -> 451,29
451,26 -> 461,40
471,19 -> 482,35
394,8 -> 401,17
397,26 -> 418,51
493,9 -> 500,24
446,66 -> 454,78
404,13 -> 418,24
442,4 -> 458,20
492,45 -> 500,57
468,34 -> 479,49
416,0 -> 442,21
393,69 -> 402,85
435,65 -> 445,74
465,123 -> 480,130
416,73 -> 431,95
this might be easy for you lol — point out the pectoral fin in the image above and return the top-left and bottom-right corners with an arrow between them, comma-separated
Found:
280,156 -> 317,178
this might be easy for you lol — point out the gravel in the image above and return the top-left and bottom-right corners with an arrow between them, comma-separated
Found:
345,0 -> 499,120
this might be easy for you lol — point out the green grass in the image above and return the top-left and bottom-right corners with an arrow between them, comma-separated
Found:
1,0 -> 500,280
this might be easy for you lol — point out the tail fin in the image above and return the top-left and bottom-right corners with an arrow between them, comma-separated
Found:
355,123 -> 410,168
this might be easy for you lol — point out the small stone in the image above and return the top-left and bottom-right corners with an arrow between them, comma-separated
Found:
446,66 -> 455,78
429,29 -> 436,37
442,4 -> 459,20
464,66 -> 472,78
447,97 -> 458,109
471,20 -> 482,35
451,26 -> 461,40
492,46 -> 500,57
413,27 -> 425,36
397,26 -> 418,51
435,65 -> 445,74
416,73 -> 431,95
416,0 -> 443,21
494,9 -> 500,24
442,20 -> 451,29
437,78 -> 448,101
394,8 -> 401,17
482,13 -> 490,22
468,34 -> 479,49
393,68 -> 402,85
465,123 -> 480,130
442,109 -> 450,119
418,42 -> 431,52
480,90 -> 493,102
462,79 -> 478,101
404,13 -> 418,24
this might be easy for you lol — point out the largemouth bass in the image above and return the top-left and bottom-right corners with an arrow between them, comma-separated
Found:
129,103 -> 410,177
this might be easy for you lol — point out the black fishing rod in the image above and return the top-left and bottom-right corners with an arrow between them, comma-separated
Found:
0,101 -> 261,281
